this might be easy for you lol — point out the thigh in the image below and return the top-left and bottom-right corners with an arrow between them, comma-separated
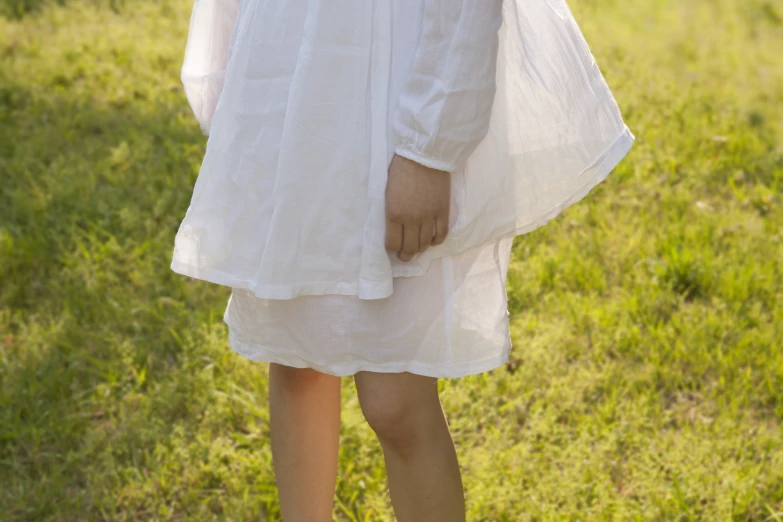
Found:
269,362 -> 342,391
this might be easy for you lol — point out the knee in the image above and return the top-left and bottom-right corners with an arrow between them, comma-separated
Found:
357,390 -> 425,453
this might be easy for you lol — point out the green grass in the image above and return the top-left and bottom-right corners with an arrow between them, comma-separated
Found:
1,0 -> 782,520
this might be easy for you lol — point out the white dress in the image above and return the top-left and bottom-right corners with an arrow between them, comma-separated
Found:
170,0 -> 635,377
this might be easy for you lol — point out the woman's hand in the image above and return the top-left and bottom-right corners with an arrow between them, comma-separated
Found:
384,153 -> 451,262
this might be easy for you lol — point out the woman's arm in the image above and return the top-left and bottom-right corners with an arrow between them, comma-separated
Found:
392,0 -> 504,173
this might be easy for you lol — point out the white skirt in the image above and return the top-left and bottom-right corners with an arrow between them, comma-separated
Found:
224,236 -> 515,378
171,0 -> 634,377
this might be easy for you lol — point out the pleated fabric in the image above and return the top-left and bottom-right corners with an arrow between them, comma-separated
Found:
170,0 -> 634,377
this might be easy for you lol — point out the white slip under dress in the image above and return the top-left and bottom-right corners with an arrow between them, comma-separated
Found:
170,0 -> 635,378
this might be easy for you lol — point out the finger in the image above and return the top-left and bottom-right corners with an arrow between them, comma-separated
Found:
419,218 -> 434,251
398,223 -> 420,262
385,220 -> 403,252
433,216 -> 448,245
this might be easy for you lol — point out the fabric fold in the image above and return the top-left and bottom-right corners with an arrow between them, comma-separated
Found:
392,0 -> 504,173
181,0 -> 242,135
171,0 -> 635,301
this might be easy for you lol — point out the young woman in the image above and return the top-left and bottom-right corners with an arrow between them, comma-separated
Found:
171,0 -> 634,519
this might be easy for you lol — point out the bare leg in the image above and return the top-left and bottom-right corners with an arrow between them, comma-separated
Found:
354,371 -> 466,522
268,363 -> 342,522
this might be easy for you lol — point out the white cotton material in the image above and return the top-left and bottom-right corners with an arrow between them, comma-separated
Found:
224,235 -> 516,378
170,0 -> 635,377
179,0 -> 240,135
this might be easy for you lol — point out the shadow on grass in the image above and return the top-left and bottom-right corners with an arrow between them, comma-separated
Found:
0,0 -> 65,19
0,78 -> 237,518
1,0 -> 131,20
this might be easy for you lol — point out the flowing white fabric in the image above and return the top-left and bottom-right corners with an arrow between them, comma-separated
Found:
171,0 -> 634,301
223,235 -> 516,378
170,0 -> 634,377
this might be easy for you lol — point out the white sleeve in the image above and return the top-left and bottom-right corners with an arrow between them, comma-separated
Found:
181,0 -> 241,136
392,0 -> 504,172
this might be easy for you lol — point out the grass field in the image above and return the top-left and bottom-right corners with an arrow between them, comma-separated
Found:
1,0 -> 782,520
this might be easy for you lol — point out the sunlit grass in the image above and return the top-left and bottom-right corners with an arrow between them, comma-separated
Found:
1,0 -> 782,520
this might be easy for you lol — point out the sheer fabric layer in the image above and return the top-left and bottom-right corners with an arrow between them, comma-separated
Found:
171,0 -> 634,301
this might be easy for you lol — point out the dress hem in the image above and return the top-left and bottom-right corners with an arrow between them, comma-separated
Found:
170,125 -> 634,301
170,258 -> 395,299
225,328 -> 513,378
508,124 -> 635,236
452,124 -> 636,248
